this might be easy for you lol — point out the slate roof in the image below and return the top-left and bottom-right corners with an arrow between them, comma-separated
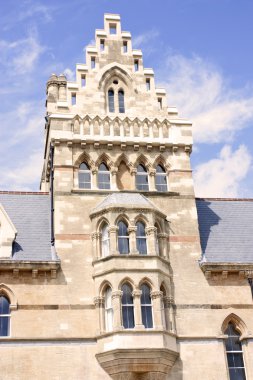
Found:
0,193 -> 53,261
196,199 -> 253,263
92,192 -> 161,213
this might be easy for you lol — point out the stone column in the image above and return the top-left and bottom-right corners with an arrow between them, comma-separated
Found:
132,290 -> 144,329
145,227 -> 157,255
149,168 -> 156,191
112,290 -> 123,330
91,168 -> 98,190
151,291 -> 163,330
158,233 -> 169,258
164,296 -> 176,333
94,296 -> 105,334
91,232 -> 100,259
128,226 -> 137,254
109,225 -> 118,255
111,167 -> 118,190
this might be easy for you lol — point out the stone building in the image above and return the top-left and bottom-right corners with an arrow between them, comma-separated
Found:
0,13 -> 253,380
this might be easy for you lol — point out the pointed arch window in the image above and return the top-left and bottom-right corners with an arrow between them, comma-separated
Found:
225,323 -> 246,380
104,287 -> 113,332
121,284 -> 134,329
78,162 -> 91,189
0,296 -> 10,336
155,165 -> 167,192
136,221 -> 147,255
118,90 -> 125,113
136,164 -> 149,191
108,89 -> 115,113
141,284 -> 153,328
98,163 -> 110,189
117,221 -> 129,254
101,223 -> 110,257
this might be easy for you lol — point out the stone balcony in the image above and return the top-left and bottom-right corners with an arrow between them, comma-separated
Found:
96,330 -> 178,380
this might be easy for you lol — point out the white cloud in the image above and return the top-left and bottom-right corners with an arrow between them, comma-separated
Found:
0,150 -> 44,191
160,54 -> 253,143
0,33 -> 45,75
132,29 -> 159,48
18,3 -> 53,23
193,145 -> 252,197
63,68 -> 75,81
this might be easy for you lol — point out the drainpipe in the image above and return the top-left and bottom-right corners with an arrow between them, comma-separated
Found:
50,143 -> 57,260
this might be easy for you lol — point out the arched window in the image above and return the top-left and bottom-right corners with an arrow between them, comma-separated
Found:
78,162 -> 91,189
141,284 -> 153,328
121,284 -> 134,329
136,164 -> 149,191
0,296 -> 10,336
136,221 -> 147,255
98,163 -> 110,189
155,165 -> 167,192
104,287 -> 113,332
108,89 -> 115,112
117,221 -> 129,254
225,323 -> 246,380
101,223 -> 110,257
118,90 -> 125,113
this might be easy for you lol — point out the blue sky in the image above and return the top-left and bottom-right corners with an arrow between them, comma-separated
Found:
1,0 -> 253,197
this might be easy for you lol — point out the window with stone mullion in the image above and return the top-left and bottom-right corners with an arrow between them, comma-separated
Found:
225,323 -> 246,380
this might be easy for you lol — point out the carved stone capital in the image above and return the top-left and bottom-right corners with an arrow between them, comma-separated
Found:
112,290 -> 123,300
145,227 -> 157,236
163,296 -> 174,306
245,270 -> 253,279
130,168 -> 137,176
94,296 -> 104,307
132,289 -> 142,298
109,225 -> 118,234
91,232 -> 100,241
149,169 -> 156,176
151,290 -> 163,300
128,226 -> 137,233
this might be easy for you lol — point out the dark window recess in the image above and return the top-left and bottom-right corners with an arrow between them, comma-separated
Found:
118,221 -> 129,254
123,41 -> 128,53
136,221 -> 147,254
141,284 -> 153,328
108,89 -> 115,112
155,165 -> 167,192
121,284 -> 135,329
134,60 -> 139,71
136,164 -> 149,191
225,323 -> 246,380
71,93 -> 76,105
100,39 -> 105,51
91,57 -> 96,69
0,296 -> 10,337
98,163 -> 110,189
109,24 -> 117,34
158,97 -> 162,109
78,162 -> 91,189
81,75 -> 86,87
118,90 -> 125,113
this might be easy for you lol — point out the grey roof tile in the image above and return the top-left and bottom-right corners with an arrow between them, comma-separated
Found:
196,199 -> 253,263
0,193 -> 53,261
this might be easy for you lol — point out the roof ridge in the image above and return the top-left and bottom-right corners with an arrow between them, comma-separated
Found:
196,197 -> 253,201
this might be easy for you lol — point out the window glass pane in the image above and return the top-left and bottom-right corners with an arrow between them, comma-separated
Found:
80,163 -> 89,170
98,163 -> 110,189
136,165 -> 149,191
134,60 -> 139,71
0,297 -> 10,315
118,221 -> 129,254
100,39 -> 105,51
108,89 -> 115,112
78,163 -> 91,189
91,57 -> 96,69
140,285 -> 153,328
229,368 -> 246,380
121,284 -> 134,329
146,78 -> 150,91
227,353 -> 245,368
155,165 -> 167,192
110,24 -> 117,34
101,224 -> 110,257
123,41 -> 127,53
105,287 -> 113,332
118,90 -> 125,113
0,316 -> 9,336
136,222 -> 147,255
71,93 -> 76,105
81,75 -> 86,87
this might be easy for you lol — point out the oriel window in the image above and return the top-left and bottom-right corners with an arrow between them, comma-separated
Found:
136,221 -> 147,255
104,287 -> 113,332
101,223 -> 110,257
141,284 -> 153,328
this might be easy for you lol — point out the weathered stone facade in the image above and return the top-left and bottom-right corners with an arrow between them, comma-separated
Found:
0,13 -> 252,380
